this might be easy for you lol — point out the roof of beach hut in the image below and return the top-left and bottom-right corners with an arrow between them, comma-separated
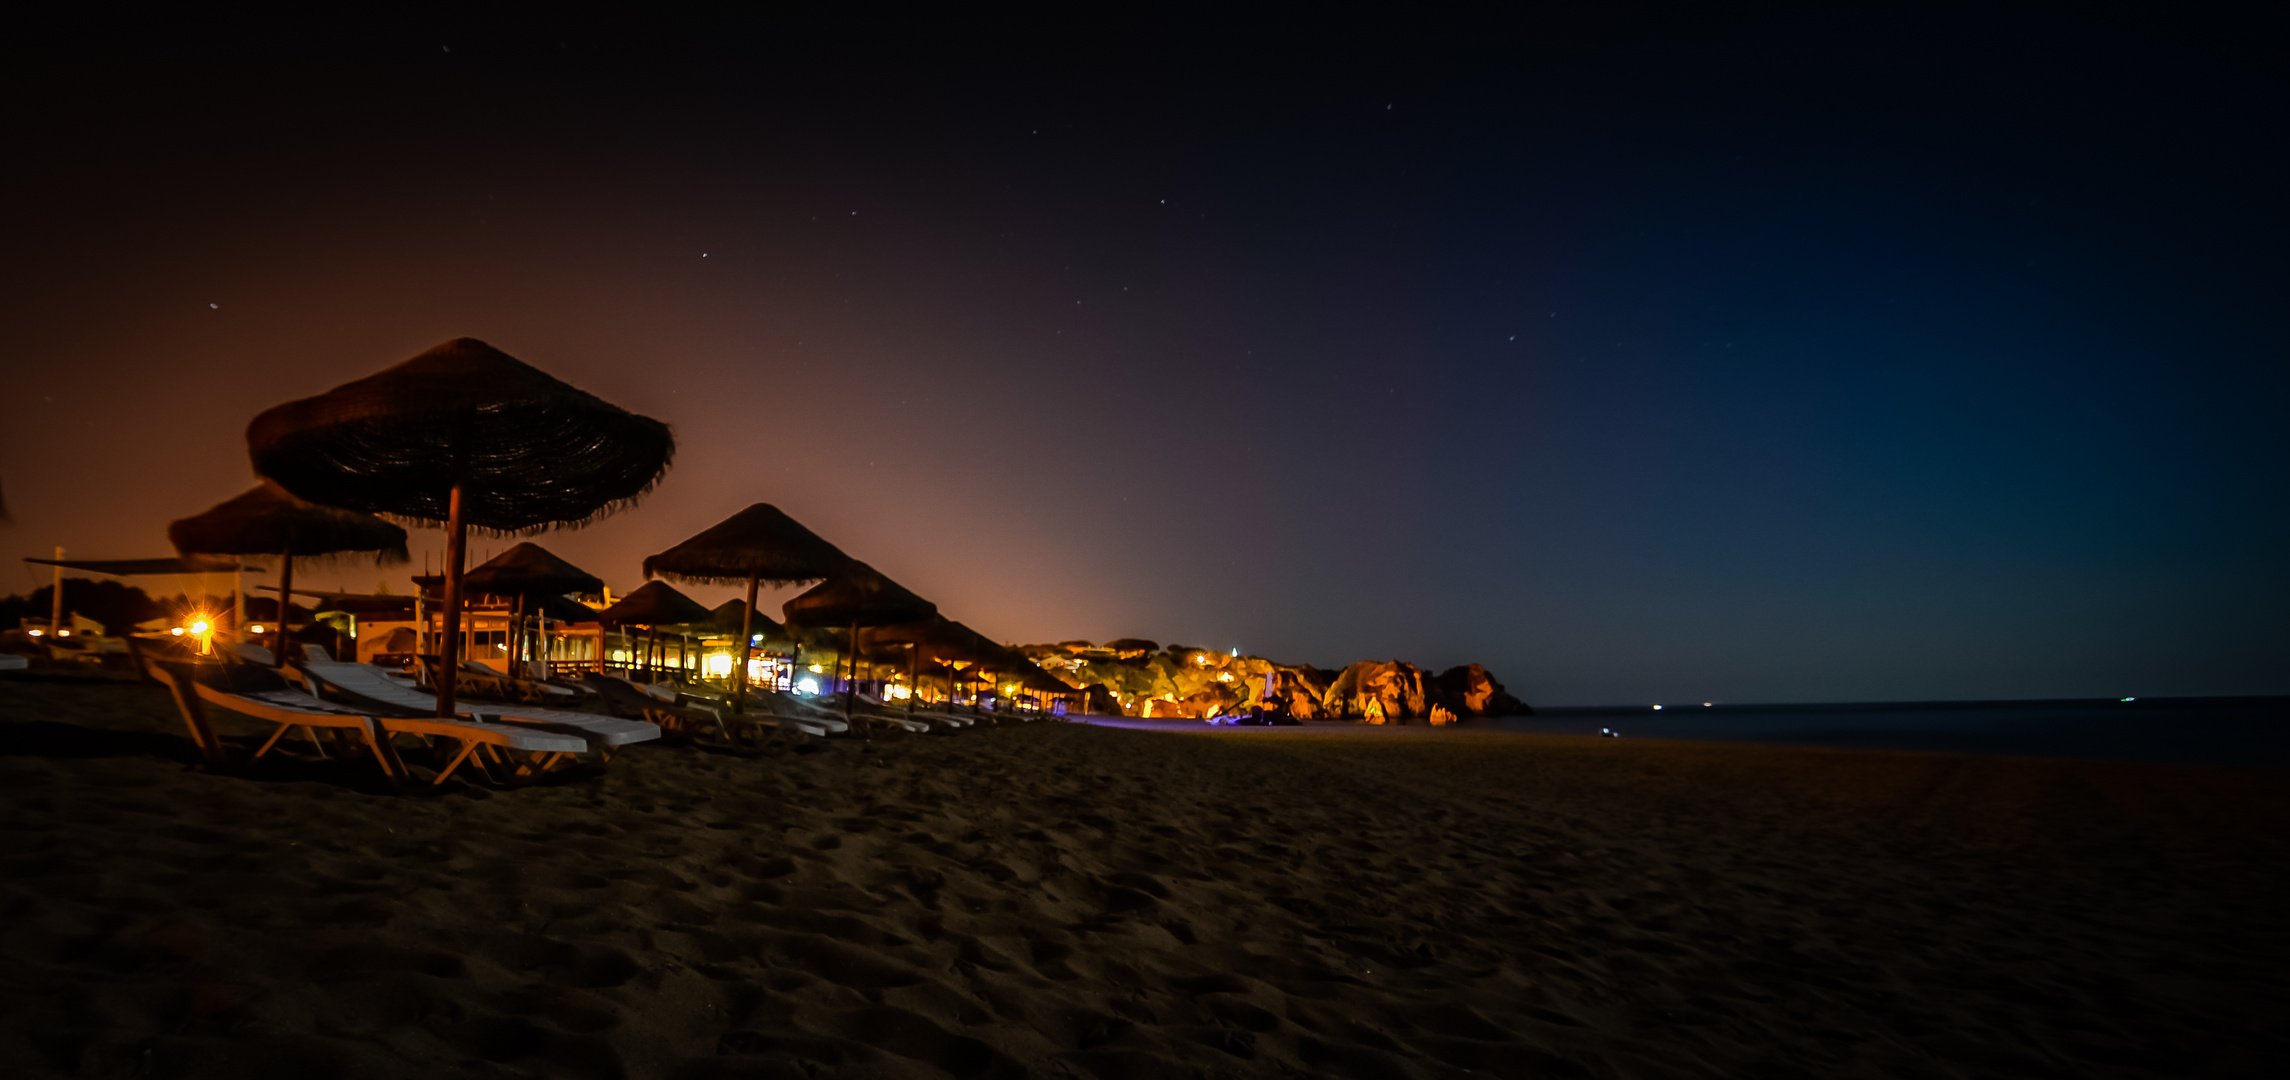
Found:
460,542 -> 603,599
246,338 -> 673,534
709,599 -> 787,639
594,580 -> 714,627
644,503 -> 849,588
169,481 -> 409,563
781,561 -> 937,630
534,592 -> 603,624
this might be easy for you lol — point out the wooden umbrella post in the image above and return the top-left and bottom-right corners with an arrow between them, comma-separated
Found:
846,620 -> 859,724
48,546 -> 63,638
274,547 -> 295,667
436,484 -> 466,719
733,576 -> 757,713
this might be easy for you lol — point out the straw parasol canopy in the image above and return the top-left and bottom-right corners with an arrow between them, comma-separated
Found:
781,561 -> 936,630
169,481 -> 410,665
593,581 -> 714,677
870,615 -> 955,647
246,338 -> 673,716
459,543 -> 603,681
170,482 -> 410,565
248,339 -> 673,533
643,504 -> 849,587
783,562 -> 937,724
868,616 -> 959,714
643,504 -> 849,706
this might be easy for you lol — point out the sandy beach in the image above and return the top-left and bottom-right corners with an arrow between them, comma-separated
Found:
3,676 -> 2285,1079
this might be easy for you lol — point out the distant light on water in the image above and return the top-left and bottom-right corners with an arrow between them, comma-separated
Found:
1652,704 -> 1662,710
2121,697 -> 2136,702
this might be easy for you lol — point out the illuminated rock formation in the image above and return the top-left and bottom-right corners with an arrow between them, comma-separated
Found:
1023,641 -> 1529,720
1325,661 -> 1429,721
1427,663 -> 1524,717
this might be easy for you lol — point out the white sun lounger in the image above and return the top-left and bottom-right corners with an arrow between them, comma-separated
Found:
0,654 -> 27,671
468,658 -> 581,697
145,659 -> 588,785
296,649 -> 660,749
226,642 -> 277,666
655,676 -> 850,736
855,691 -> 973,729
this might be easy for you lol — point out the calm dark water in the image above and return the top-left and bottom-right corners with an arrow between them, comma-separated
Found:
1496,696 -> 2290,766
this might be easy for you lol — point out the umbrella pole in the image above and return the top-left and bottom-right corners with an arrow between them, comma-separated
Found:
733,576 -> 756,714
907,643 -> 917,719
274,549 -> 295,667
645,624 -> 658,680
48,547 -> 63,638
846,620 -> 859,724
436,485 -> 467,720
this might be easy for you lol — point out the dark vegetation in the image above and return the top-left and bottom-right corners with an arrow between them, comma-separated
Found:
0,579 -> 168,635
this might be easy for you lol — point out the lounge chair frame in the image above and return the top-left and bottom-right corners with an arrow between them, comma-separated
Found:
146,659 -> 587,787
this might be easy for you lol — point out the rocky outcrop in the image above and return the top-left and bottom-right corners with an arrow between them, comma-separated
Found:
1325,661 -> 1429,721
1427,663 -> 1531,717
1024,641 -> 1527,721
1080,683 -> 1123,715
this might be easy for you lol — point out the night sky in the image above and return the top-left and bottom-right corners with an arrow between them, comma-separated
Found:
5,6 -> 2284,705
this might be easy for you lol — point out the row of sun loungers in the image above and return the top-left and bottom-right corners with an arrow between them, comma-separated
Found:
120,636 -> 1059,790
144,658 -> 591,786
309,650 -> 659,753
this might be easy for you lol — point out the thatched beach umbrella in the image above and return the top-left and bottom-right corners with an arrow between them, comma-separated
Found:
644,504 -> 848,708
872,615 -> 957,713
461,542 -> 602,678
247,338 -> 672,717
782,561 -> 936,724
920,619 -> 1009,712
1016,664 -> 1080,714
596,580 -> 713,676
169,481 -> 409,666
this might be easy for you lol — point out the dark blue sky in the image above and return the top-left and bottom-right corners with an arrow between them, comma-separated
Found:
4,5 -> 2283,703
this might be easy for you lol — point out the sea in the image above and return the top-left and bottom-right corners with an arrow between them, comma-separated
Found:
1495,696 -> 2290,767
